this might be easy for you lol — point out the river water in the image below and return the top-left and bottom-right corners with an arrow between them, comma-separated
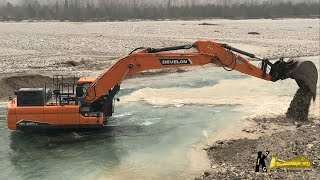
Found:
0,57 -> 318,180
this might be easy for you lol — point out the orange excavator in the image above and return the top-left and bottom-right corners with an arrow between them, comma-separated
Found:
6,40 -> 318,131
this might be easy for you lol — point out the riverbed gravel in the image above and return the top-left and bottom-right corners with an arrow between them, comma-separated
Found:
196,115 -> 320,180
0,19 -> 319,76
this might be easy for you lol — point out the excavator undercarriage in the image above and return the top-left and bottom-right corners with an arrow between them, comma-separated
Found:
6,40 -> 318,131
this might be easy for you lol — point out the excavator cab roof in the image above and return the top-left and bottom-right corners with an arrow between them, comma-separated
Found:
77,77 -> 95,85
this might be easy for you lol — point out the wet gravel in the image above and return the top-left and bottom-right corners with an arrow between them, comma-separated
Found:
197,85 -> 319,179
196,116 -> 320,180
286,85 -> 313,121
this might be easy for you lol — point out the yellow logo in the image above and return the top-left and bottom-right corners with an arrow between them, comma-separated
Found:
269,155 -> 312,169
255,151 -> 312,172
207,45 -> 214,51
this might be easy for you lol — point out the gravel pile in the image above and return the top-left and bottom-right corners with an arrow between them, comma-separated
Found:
0,74 -> 77,100
286,85 -> 313,121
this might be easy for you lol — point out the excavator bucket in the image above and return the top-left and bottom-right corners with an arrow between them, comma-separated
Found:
286,58 -> 318,101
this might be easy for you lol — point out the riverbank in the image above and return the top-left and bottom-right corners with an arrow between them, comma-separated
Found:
0,19 -> 319,77
196,114 -> 320,179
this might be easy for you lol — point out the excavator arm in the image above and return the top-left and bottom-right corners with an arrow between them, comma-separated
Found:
83,41 -> 274,103
79,40 -> 317,119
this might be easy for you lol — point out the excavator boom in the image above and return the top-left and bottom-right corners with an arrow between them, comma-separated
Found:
83,41 -> 273,103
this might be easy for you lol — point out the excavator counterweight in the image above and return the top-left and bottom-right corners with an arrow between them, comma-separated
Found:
5,41 -> 318,131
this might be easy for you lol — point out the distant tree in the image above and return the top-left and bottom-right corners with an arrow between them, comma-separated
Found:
167,0 -> 172,8
64,0 -> 69,9
55,1 -> 59,14
26,3 -> 36,18
0,0 -> 319,21
6,1 -> 12,8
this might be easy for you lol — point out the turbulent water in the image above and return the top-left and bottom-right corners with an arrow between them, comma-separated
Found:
0,57 -> 318,180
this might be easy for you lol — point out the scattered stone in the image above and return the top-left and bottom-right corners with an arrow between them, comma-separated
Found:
198,22 -> 219,26
65,60 -> 78,66
203,171 -> 210,177
242,128 -> 255,133
306,144 -> 314,149
242,129 -> 250,133
216,140 -> 224,145
248,31 -> 260,35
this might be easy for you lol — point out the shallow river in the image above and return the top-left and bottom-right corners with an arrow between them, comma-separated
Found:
0,57 -> 319,180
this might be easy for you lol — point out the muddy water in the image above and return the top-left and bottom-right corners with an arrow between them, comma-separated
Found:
0,57 -> 318,180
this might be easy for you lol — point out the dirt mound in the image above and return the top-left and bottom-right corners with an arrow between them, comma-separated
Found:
286,85 -> 313,121
0,75 -> 52,100
54,58 -> 114,71
0,74 -> 77,100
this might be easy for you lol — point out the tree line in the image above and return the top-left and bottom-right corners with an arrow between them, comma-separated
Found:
0,0 -> 319,21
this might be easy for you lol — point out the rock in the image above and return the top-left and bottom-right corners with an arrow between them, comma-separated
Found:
242,129 -> 254,133
204,171 -> 211,177
198,22 -> 219,26
217,140 -> 224,145
248,32 -> 260,35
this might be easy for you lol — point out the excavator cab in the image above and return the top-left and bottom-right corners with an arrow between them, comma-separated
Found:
76,77 -> 95,99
